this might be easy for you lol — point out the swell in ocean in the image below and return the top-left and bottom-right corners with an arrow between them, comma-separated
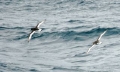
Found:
1,26 -> 119,42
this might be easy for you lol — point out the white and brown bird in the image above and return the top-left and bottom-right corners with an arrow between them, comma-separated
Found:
28,19 -> 46,42
86,30 -> 107,54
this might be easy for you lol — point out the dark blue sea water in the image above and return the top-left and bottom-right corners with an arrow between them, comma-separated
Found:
0,0 -> 120,72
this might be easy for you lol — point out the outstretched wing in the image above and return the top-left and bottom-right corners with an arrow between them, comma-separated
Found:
36,19 -> 46,28
86,44 -> 95,54
28,31 -> 35,42
97,30 -> 107,41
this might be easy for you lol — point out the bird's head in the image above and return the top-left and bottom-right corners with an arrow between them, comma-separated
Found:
38,29 -> 42,32
97,41 -> 102,45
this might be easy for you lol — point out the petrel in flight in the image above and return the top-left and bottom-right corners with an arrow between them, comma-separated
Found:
86,30 -> 107,54
28,19 -> 46,42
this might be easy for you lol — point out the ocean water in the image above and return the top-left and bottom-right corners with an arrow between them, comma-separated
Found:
0,0 -> 120,72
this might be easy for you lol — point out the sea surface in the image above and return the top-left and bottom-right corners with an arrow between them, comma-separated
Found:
0,0 -> 120,72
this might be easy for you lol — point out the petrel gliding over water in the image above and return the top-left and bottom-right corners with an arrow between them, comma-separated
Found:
28,19 -> 46,42
86,30 -> 107,54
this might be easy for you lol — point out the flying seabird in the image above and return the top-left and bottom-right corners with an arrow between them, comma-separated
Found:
28,19 -> 46,42
86,30 -> 107,54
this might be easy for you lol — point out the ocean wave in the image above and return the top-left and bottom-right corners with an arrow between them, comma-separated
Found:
13,35 -> 28,41
51,66 -> 86,72
29,69 -> 39,72
0,27 -> 25,30
13,27 -> 120,41
0,62 -> 28,72
56,0 -> 94,6
67,20 -> 84,23
0,27 -> 7,30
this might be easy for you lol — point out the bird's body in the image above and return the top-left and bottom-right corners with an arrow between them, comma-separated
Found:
31,28 -> 39,31
93,40 -> 102,45
86,30 -> 107,54
93,40 -> 99,45
28,19 -> 46,42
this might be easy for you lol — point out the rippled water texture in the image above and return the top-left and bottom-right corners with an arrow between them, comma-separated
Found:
0,0 -> 120,72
